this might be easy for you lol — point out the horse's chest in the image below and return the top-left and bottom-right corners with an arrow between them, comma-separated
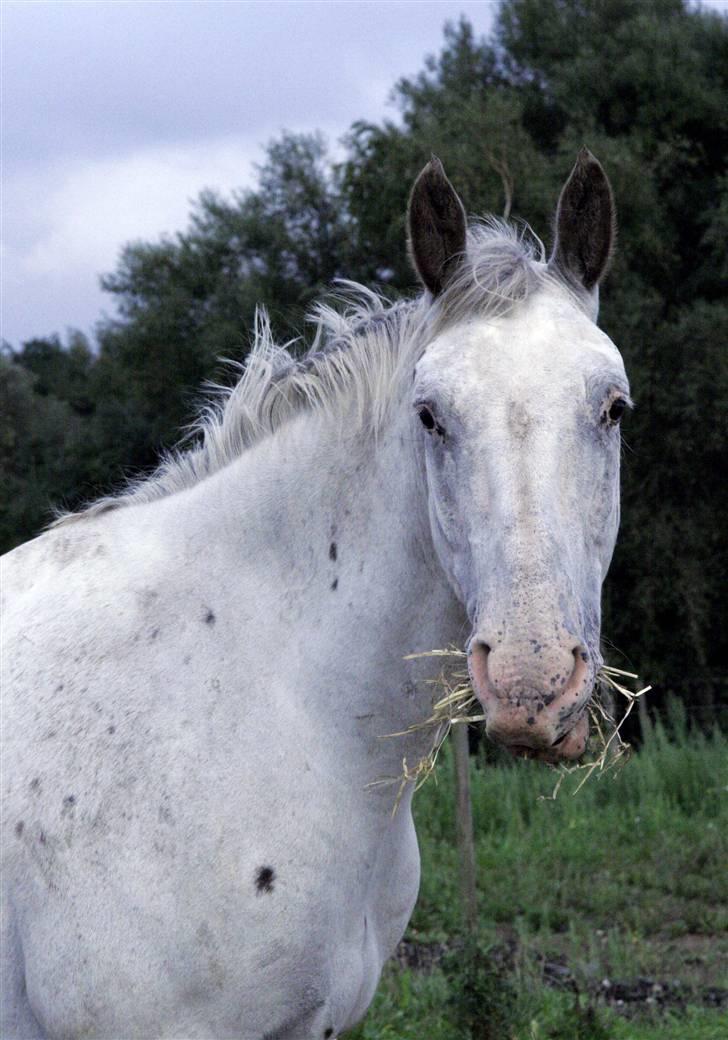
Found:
24,915 -> 337,1038
21,870 -> 353,1037
4,629 -> 423,1036
14,793 -> 419,1038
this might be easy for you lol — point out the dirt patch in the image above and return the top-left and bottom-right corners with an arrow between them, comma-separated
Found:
394,939 -> 450,972
540,954 -> 727,1011
393,939 -> 727,1013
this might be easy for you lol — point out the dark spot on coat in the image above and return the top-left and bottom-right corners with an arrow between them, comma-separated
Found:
30,777 -> 41,792
55,683 -> 64,692
63,795 -> 76,807
39,830 -> 46,844
204,609 -> 216,625
329,541 -> 337,562
527,716 -> 535,726
581,651 -> 589,662
255,865 -> 275,894
543,693 -> 555,705
149,627 -> 160,640
15,821 -> 24,837
330,578 -> 338,591
324,1031 -> 334,1038
107,725 -> 116,734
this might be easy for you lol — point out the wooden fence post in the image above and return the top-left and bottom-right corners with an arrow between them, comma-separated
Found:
452,723 -> 478,936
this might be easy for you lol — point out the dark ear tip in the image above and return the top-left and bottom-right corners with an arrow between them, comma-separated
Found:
418,155 -> 446,183
575,147 -> 608,180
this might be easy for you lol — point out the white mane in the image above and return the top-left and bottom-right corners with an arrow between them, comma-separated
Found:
55,220 -> 548,523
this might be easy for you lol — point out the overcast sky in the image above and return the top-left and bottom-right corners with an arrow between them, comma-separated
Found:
4,1 -> 726,349
2,0 -> 502,347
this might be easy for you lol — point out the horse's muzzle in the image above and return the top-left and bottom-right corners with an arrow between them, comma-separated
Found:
468,638 -> 593,762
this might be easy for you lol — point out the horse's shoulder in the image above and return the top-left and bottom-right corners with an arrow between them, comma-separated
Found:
0,520 -> 147,699
2,519 -> 112,598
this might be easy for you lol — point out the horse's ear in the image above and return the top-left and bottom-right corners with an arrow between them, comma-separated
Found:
550,148 -> 616,296
407,157 -> 467,296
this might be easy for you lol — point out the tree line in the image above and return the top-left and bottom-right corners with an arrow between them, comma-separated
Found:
2,0 -> 726,723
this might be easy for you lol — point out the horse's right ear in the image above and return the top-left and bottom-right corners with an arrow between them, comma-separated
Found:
407,157 -> 467,296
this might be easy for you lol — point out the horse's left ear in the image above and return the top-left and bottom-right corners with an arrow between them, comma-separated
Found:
550,149 -> 616,298
407,157 -> 467,296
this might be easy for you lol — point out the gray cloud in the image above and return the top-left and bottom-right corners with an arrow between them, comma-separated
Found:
2,0 -> 496,345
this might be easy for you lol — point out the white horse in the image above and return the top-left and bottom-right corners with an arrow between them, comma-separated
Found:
1,151 -> 629,1038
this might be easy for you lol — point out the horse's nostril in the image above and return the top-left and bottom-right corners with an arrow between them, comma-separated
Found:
572,646 -> 589,666
468,641 -> 491,701
569,646 -> 590,689
469,642 -> 490,660
551,730 -> 569,747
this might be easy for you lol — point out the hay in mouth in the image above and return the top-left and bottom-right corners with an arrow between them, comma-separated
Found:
371,649 -> 651,810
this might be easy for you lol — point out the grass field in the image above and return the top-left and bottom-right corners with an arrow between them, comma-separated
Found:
347,707 -> 727,1039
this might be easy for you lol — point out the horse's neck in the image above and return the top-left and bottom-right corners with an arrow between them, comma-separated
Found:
173,399 -> 465,769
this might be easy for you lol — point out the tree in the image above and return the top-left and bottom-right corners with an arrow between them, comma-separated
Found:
0,351 -> 86,548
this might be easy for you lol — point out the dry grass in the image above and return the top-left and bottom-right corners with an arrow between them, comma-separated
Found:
373,650 -> 651,809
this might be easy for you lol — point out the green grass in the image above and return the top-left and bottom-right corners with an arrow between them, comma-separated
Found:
350,968 -> 726,1040
347,714 -> 728,1039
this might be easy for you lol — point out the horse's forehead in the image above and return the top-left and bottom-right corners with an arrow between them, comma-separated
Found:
420,292 -> 624,404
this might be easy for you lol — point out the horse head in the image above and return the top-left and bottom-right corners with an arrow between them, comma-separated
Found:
408,152 -> 628,762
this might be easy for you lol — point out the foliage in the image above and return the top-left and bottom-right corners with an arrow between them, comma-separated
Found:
3,0 -> 727,720
0,345 -> 88,545
441,941 -> 518,1040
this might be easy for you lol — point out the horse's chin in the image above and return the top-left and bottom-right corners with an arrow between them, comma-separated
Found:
503,713 -> 590,764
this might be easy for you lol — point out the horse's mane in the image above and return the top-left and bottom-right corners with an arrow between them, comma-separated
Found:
54,220 -> 548,524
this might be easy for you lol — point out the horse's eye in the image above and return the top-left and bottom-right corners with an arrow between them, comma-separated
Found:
417,405 -> 444,436
607,397 -> 627,423
418,405 -> 436,431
